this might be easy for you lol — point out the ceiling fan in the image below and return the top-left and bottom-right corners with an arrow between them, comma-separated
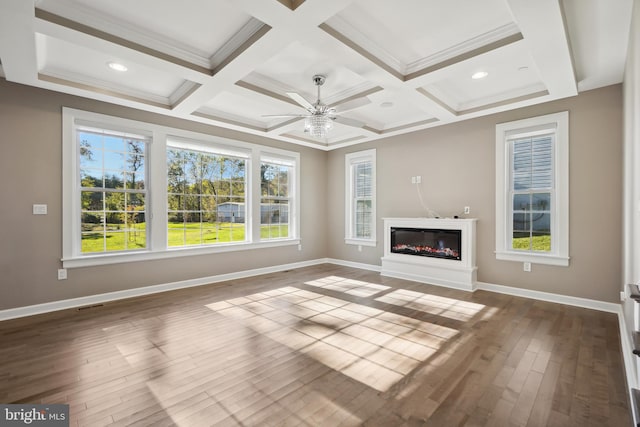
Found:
263,74 -> 369,138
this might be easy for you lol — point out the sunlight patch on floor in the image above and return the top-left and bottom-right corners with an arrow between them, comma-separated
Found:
206,281 -> 458,393
375,289 -> 485,321
304,276 -> 390,297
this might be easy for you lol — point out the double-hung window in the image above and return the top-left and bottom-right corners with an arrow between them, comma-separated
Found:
63,108 -> 300,268
495,111 -> 569,266
345,149 -> 376,246
75,124 -> 149,254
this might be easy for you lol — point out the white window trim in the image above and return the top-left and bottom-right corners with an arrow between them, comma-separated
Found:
495,111 -> 569,266
259,152 -> 299,242
62,108 -> 300,268
345,149 -> 376,247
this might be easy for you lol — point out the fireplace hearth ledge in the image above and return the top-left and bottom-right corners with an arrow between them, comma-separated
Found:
381,218 -> 478,291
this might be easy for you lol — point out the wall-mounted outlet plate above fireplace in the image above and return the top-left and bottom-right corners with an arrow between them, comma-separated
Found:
381,218 -> 478,291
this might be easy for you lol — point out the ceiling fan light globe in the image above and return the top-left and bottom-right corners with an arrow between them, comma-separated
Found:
305,115 -> 333,138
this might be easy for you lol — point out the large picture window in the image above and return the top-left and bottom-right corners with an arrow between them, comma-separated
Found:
345,149 -> 376,246
167,141 -> 248,247
63,108 -> 299,268
495,111 -> 569,266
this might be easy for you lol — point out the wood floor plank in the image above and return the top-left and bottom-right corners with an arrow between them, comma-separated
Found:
0,264 -> 631,426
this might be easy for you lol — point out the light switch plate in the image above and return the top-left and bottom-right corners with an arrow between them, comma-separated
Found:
33,204 -> 47,215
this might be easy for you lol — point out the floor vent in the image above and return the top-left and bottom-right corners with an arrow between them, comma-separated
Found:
77,304 -> 104,311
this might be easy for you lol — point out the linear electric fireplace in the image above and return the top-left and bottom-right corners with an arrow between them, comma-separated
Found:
391,227 -> 461,260
382,218 -> 477,290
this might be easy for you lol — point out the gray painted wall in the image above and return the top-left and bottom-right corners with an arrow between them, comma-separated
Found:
0,79 -> 624,310
0,80 -> 328,310
328,85 -> 623,303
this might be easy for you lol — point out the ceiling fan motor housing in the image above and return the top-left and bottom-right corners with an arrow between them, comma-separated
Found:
312,74 -> 326,86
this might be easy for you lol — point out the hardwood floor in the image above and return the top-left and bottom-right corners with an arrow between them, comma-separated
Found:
0,264 -> 632,426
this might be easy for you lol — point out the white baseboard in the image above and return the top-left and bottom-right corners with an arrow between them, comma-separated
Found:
0,258 -> 328,321
618,306 -> 639,426
475,281 -> 620,313
0,259 -> 622,320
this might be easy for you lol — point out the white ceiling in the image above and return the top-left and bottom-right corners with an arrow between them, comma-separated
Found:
0,0 -> 633,150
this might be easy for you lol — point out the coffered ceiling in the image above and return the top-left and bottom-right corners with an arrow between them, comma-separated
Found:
0,0 -> 632,150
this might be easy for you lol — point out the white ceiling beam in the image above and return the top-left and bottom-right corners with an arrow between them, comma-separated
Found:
0,0 -> 38,84
172,0 -> 356,116
505,0 -> 577,97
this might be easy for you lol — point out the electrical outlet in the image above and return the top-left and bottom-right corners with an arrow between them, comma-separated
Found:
621,291 -> 626,302
523,262 -> 531,272
297,244 -> 302,251
358,245 -> 362,252
464,206 -> 470,214
57,269 -> 67,280
416,175 -> 422,184
411,176 -> 416,184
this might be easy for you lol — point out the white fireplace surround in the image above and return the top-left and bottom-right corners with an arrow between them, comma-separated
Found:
381,218 -> 478,291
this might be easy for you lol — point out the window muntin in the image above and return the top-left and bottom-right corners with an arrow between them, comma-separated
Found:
345,149 -> 376,245
510,134 -> 553,252
167,145 -> 247,247
260,159 -> 292,240
78,128 -> 148,254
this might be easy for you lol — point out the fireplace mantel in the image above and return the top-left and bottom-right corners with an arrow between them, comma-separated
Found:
381,218 -> 477,291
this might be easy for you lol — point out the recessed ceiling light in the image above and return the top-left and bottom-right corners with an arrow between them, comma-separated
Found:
471,71 -> 488,80
380,101 -> 394,108
518,66 -> 529,72
107,62 -> 128,72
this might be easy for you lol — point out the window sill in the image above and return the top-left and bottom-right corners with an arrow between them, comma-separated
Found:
495,250 -> 569,267
345,238 -> 377,247
62,238 -> 301,268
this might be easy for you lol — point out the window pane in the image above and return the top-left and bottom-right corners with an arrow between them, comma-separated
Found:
81,169 -> 104,188
104,150 -> 125,172
104,172 -> 125,189
513,194 -> 530,211
82,191 -> 103,211
80,149 -> 102,169
532,213 -> 551,233
512,232 -> 531,250
513,212 -> 530,232
532,232 -> 552,252
103,135 -> 125,152
532,193 -> 551,211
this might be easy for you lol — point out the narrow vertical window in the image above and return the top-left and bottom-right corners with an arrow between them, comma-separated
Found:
496,112 -> 569,266
260,157 -> 293,240
78,128 -> 148,253
345,149 -> 376,246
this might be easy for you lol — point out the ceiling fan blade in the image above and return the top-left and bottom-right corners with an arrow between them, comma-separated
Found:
334,116 -> 366,128
286,92 -> 315,111
334,96 -> 371,113
262,114 -> 308,118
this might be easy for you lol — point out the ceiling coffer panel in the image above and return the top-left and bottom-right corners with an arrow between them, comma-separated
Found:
0,0 -> 630,150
